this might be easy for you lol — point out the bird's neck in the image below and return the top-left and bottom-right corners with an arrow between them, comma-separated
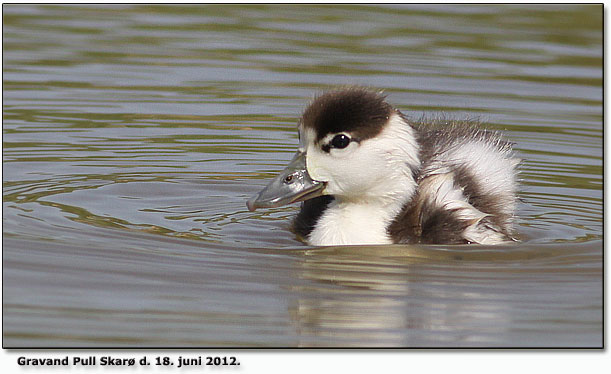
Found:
308,177 -> 415,246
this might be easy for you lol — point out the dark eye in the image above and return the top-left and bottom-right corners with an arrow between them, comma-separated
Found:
283,173 -> 295,184
331,134 -> 350,149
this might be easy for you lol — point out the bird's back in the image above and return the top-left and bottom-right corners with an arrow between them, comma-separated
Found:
388,118 -> 519,244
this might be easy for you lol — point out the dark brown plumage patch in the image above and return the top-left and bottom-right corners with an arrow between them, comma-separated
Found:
387,185 -> 472,245
419,207 -> 473,244
301,87 -> 393,143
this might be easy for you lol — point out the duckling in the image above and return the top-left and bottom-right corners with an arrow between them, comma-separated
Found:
247,87 -> 519,246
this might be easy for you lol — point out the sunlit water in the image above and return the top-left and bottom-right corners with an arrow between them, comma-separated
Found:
2,4 -> 602,347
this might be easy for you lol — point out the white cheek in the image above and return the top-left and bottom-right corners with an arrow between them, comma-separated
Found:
340,144 -> 388,191
305,146 -> 332,181
306,142 -> 383,196
305,133 -> 358,183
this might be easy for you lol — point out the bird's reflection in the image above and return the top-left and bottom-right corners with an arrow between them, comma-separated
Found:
287,244 -> 513,347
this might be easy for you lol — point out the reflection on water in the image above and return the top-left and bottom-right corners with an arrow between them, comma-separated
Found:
2,4 -> 602,347
289,244 -> 601,347
3,234 -> 601,347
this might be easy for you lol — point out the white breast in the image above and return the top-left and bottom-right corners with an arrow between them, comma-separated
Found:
308,199 -> 406,246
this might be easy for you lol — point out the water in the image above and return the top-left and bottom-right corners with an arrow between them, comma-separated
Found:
2,4 -> 602,347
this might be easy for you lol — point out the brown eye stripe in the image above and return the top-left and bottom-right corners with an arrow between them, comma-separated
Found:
320,137 -> 360,153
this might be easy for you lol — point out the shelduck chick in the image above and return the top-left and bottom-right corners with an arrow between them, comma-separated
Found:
247,87 -> 519,246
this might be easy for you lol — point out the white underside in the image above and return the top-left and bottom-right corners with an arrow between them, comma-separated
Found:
308,199 -> 398,246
